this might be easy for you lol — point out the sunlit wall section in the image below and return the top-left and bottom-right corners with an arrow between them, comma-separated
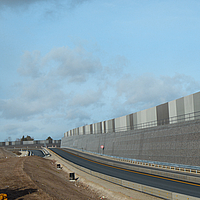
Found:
78,126 -> 84,135
115,116 -> 127,132
96,122 -> 102,134
168,100 -> 177,124
106,119 -> 115,133
137,109 -> 147,129
146,106 -> 157,128
85,125 -> 90,135
75,127 -> 79,135
64,132 -> 68,137
93,123 -> 99,134
93,122 -> 102,134
176,97 -> 185,123
64,91 -> 200,137
184,94 -> 194,121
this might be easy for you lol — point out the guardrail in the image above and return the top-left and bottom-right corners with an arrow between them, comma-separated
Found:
48,148 -> 200,200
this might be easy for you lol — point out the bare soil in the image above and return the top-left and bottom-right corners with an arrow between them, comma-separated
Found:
0,148 -> 104,200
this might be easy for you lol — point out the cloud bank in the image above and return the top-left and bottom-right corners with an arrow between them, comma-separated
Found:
1,45 -> 199,140
0,0 -> 90,10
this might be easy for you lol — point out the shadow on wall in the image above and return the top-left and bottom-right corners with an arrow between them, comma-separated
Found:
0,187 -> 38,199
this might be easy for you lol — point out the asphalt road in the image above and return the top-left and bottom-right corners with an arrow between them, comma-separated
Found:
29,150 -> 45,157
50,148 -> 200,198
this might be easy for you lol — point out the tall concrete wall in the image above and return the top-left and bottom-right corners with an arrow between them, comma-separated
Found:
64,91 -> 200,137
62,91 -> 200,166
62,119 -> 200,166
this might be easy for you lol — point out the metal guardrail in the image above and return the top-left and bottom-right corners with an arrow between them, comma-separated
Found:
48,148 -> 200,200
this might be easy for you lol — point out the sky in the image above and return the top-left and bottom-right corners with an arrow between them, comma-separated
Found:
0,0 -> 200,141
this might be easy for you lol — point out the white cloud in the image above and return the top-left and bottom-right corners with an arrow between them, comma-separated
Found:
1,44 -> 200,141
0,45 -> 103,121
115,73 -> 200,112
68,89 -> 104,107
43,46 -> 102,82
18,51 -> 42,78
0,0 -> 90,11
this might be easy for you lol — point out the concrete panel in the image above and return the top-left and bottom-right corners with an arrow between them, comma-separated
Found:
100,122 -> 103,134
133,112 -> 137,129
156,102 -> 169,125
93,123 -> 96,134
85,125 -> 90,135
96,122 -> 102,134
127,113 -> 134,130
169,100 -> 177,124
137,109 -> 147,129
102,121 -> 106,133
172,193 -> 198,200
92,122 -> 101,134
184,94 -> 194,121
176,97 -> 185,122
122,180 -> 142,191
146,106 -> 157,127
193,91 -> 200,119
115,115 -> 127,132
90,124 -> 93,134
106,119 -> 114,133
79,127 -> 83,135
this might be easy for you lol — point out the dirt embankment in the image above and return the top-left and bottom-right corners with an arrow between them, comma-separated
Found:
0,148 -> 104,200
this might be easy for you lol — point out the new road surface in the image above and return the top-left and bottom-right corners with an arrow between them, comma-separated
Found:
49,148 -> 200,198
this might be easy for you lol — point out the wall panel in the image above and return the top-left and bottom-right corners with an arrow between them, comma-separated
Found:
85,125 -> 90,135
156,103 -> 169,125
133,112 -> 137,129
79,127 -> 83,135
176,97 -> 185,122
184,94 -> 194,121
193,92 -> 200,119
169,100 -> 177,124
146,107 -> 157,127
115,116 -> 127,132
64,91 -> 200,138
137,110 -> 147,129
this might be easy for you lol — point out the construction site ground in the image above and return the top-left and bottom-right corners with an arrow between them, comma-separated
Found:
0,147 -> 160,200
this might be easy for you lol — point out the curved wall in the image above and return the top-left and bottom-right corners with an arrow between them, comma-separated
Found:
62,91 -> 200,166
64,92 -> 200,137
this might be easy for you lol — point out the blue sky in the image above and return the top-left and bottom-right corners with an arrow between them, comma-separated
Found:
0,0 -> 200,141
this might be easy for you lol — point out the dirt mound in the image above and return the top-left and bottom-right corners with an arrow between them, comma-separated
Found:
0,148 -> 102,200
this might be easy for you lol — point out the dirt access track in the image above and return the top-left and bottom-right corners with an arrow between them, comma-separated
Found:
0,148 -> 160,200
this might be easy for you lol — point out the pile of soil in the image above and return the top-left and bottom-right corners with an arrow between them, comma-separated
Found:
0,148 -> 104,200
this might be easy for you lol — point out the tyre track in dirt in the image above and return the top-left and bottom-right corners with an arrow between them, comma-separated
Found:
0,148 -> 103,200
0,156 -> 51,200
